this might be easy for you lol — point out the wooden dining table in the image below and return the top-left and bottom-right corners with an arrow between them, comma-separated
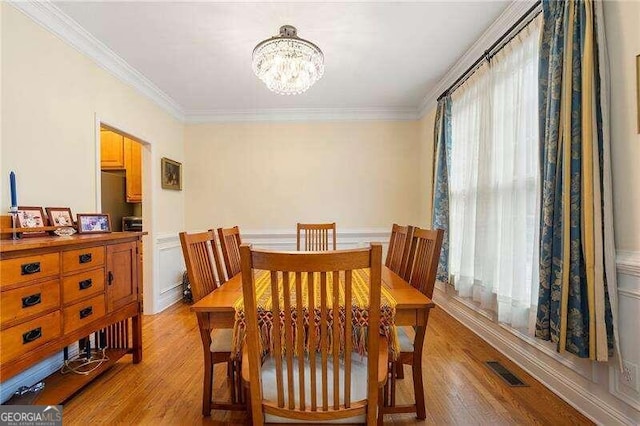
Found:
191,265 -> 435,341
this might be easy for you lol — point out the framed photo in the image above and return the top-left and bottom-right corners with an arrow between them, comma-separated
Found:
45,207 -> 74,227
161,157 -> 182,190
16,206 -> 47,237
77,214 -> 112,234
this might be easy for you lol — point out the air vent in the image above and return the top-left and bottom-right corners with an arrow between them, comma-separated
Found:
485,361 -> 528,387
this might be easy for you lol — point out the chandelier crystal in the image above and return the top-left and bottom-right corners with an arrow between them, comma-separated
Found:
252,25 -> 324,95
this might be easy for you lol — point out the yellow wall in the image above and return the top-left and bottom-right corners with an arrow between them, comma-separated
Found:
184,121 -> 421,231
1,4 -> 185,314
1,4 -> 184,236
417,107 -> 437,227
605,0 -> 640,251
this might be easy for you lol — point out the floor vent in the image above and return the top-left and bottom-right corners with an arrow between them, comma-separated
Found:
485,361 -> 528,387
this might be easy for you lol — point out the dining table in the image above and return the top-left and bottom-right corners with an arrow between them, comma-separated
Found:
191,265 -> 435,349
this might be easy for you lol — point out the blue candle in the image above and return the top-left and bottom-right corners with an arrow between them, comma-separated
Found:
9,171 -> 17,207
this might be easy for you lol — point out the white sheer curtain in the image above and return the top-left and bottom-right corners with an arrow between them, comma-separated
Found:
448,16 -> 541,331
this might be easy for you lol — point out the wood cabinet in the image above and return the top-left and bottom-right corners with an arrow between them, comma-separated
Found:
124,138 -> 143,203
100,132 -> 143,203
100,130 -> 125,170
0,233 -> 144,404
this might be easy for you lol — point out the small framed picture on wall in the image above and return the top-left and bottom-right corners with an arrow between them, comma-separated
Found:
161,157 -> 182,190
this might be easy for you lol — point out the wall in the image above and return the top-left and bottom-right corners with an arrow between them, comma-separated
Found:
424,1 -> 640,423
184,121 -> 421,233
608,0 -> 640,252
417,108 -> 436,228
0,3 -> 185,400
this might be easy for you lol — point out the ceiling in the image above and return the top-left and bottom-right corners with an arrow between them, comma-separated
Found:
52,1 -> 509,117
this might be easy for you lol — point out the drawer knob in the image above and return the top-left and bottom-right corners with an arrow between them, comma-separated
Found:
22,327 -> 42,344
21,293 -> 42,308
79,279 -> 93,290
21,262 -> 41,275
79,306 -> 93,319
79,253 -> 92,264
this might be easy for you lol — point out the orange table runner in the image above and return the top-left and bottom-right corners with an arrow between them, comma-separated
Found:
232,268 -> 399,359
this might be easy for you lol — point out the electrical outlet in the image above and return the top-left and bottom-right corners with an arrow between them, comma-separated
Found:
620,360 -> 639,392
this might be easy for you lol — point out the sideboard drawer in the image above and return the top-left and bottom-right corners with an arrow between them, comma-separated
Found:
63,294 -> 106,334
0,311 -> 62,364
62,246 -> 105,274
1,279 -> 60,327
0,253 -> 60,289
62,268 -> 105,305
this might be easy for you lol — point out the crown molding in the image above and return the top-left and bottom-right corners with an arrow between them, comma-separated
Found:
184,107 -> 420,124
9,0 -> 186,122
10,0 -> 536,124
417,0 -> 538,117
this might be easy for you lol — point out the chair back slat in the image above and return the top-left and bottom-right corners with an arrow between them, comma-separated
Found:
385,224 -> 414,279
295,271 -> 306,410
269,270 -> 285,408
281,271 -> 295,409
320,271 -> 329,411
218,226 -> 242,278
332,270 -> 341,410
343,271 -> 352,408
296,222 -> 337,251
405,227 -> 444,298
179,231 -> 225,302
240,243 -> 382,423
307,271 -> 317,411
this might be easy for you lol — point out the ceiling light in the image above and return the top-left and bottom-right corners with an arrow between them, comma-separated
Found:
252,25 -> 324,95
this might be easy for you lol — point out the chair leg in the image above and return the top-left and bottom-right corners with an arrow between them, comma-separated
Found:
396,361 -> 404,379
202,351 -> 213,416
377,391 -> 385,426
412,324 -> 428,420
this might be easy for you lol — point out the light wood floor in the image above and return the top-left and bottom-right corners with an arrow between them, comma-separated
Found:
61,302 -> 592,425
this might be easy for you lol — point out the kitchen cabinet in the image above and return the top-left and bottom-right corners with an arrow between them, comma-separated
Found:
124,138 -> 143,203
100,130 -> 125,169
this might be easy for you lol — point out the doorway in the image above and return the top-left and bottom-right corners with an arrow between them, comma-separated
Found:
99,125 -> 143,233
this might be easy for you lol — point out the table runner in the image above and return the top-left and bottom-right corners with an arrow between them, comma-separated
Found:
232,268 -> 399,360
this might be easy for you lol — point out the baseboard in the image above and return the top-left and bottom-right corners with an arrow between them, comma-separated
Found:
433,289 -> 637,425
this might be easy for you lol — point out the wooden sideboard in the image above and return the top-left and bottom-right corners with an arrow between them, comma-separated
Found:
0,232 -> 144,404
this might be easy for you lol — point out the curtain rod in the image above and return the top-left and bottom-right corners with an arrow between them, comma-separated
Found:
437,1 -> 542,102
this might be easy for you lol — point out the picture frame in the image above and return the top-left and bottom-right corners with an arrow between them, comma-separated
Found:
45,207 -> 75,227
76,214 -> 112,234
16,206 -> 48,237
161,157 -> 182,190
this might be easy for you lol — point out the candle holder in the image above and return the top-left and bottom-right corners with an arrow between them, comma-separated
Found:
9,206 -> 19,240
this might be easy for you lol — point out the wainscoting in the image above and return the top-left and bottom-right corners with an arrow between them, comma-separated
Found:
154,234 -> 185,313
433,251 -> 640,424
152,228 -> 391,313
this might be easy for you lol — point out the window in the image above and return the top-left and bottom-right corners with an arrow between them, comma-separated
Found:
448,16 -> 541,331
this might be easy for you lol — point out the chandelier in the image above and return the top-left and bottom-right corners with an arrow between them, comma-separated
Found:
252,25 -> 324,95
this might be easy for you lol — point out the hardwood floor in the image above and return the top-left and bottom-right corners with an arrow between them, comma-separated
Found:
61,302 -> 592,425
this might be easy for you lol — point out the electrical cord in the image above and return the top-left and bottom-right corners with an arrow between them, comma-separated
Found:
60,347 -> 109,375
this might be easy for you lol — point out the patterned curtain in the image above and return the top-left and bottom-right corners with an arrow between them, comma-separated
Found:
535,0 -> 619,361
431,96 -> 452,285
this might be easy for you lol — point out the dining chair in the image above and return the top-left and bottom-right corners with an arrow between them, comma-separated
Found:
380,227 -> 443,420
239,243 -> 387,425
217,226 -> 242,279
385,224 -> 414,279
179,230 -> 244,416
296,222 -> 337,251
